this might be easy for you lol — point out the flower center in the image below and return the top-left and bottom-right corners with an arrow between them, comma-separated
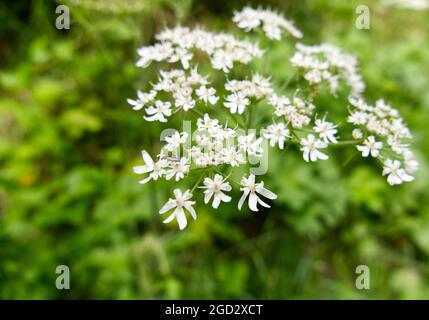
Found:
175,198 -> 184,207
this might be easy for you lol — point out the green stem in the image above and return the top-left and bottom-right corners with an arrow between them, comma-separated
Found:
331,140 -> 362,147
247,104 -> 253,129
215,170 -> 241,186
190,171 -> 205,193
342,152 -> 358,167
229,112 -> 245,128
190,108 -> 204,117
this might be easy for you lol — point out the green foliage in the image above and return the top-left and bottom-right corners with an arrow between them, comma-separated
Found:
1,0 -> 428,299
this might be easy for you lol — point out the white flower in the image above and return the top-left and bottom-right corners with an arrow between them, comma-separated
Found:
382,159 -> 414,186
174,90 -> 195,111
127,90 -> 156,110
348,111 -> 368,125
133,150 -> 166,184
352,128 -> 363,140
300,134 -> 329,162
291,43 -> 364,96
233,7 -> 302,40
165,157 -> 190,181
357,136 -> 383,157
144,100 -> 172,122
387,136 -> 407,155
196,86 -> 219,105
197,113 -> 220,133
222,147 -> 246,167
224,92 -> 250,114
238,133 -> 263,156
168,47 -> 193,69
159,189 -> 196,230
263,122 -> 290,149
304,69 -> 323,84
233,7 -> 261,31
263,23 -> 282,40
143,26 -> 262,72
129,7 -> 420,231
211,50 -> 234,72
136,42 -> 173,68
164,132 -> 188,152
238,174 -> 277,212
218,126 -> 236,140
403,150 -> 419,174
313,118 -> 338,143
200,174 -> 232,208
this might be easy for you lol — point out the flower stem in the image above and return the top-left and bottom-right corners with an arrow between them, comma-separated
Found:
247,104 -> 253,129
215,169 -> 241,186
190,108 -> 204,117
332,140 -> 361,147
342,152 -> 358,167
190,171 -> 205,193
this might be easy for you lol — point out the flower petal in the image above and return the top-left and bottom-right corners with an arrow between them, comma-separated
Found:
175,207 -> 187,230
248,192 -> 259,212
184,203 -> 197,220
159,200 -> 176,214
238,189 -> 250,210
258,187 -> 277,200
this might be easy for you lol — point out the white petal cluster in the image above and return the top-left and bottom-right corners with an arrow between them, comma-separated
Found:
129,6 -> 419,230
192,114 -> 264,167
382,159 -> 414,186
238,133 -> 264,156
137,27 -> 263,72
233,7 -> 303,40
313,117 -> 338,144
356,136 -> 383,157
133,151 -> 167,184
191,114 -> 243,167
164,132 -> 188,152
200,174 -> 232,208
195,85 -> 219,105
127,90 -> 156,111
143,100 -> 171,122
224,74 -> 273,114
289,114 -> 338,162
262,122 -> 290,149
238,174 -> 277,212
134,152 -> 189,183
133,133 -> 190,184
268,95 -> 314,129
290,43 -> 365,97
348,98 -> 411,140
159,189 -> 196,230
300,134 -> 329,162
348,97 -> 418,185
128,68 -> 216,122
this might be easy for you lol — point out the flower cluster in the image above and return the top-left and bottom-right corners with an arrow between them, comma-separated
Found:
191,113 -> 250,168
269,95 -> 315,129
129,7 -> 419,230
128,68 -> 217,121
136,27 -> 263,72
224,74 -> 273,114
298,117 -> 338,162
290,43 -> 365,97
348,97 -> 418,185
233,6 -> 303,40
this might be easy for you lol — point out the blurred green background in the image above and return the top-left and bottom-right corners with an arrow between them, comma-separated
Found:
1,0 -> 429,299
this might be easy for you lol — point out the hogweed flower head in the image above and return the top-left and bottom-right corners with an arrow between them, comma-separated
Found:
129,6 -> 419,229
